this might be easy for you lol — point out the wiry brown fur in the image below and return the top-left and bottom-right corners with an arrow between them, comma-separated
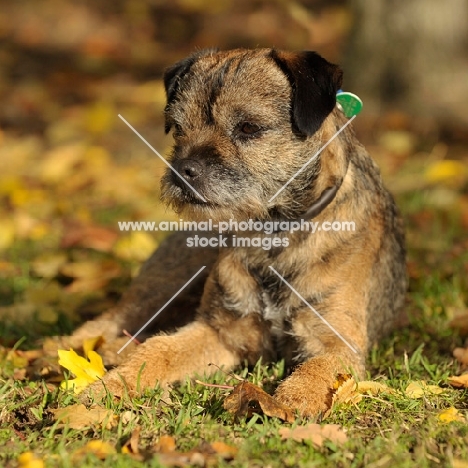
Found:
73,48 -> 406,417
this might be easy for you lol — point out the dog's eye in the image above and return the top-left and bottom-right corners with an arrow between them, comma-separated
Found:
239,122 -> 262,136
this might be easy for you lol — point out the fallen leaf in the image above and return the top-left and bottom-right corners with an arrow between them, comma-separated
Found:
154,440 -> 237,467
52,404 -> 116,430
58,348 -> 105,393
17,452 -> 44,468
448,374 -> 468,388
326,375 -> 395,417
0,218 -> 15,250
210,441 -> 238,458
223,381 -> 295,422
73,440 -> 116,460
83,101 -> 115,135
405,381 -> 444,398
40,144 -> 84,184
122,426 -> 141,456
279,424 -> 348,447
453,460 -> 468,468
424,160 -> 468,187
113,232 -> 158,262
60,260 -> 121,279
453,347 -> 468,367
61,224 -> 118,252
120,410 -> 139,426
154,435 -> 176,454
438,407 -> 465,424
83,336 -> 105,358
449,313 -> 468,335
31,253 -> 67,278
65,277 -> 110,293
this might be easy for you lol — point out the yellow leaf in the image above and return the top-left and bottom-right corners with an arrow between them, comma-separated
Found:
83,336 -> 105,358
73,440 -> 116,459
18,452 -> 44,468
453,460 -> 468,468
58,349 -> 105,393
424,160 -> 468,187
405,381 -> 444,398
438,407 -> 465,424
40,144 -> 84,184
10,188 -> 46,207
84,102 -> 115,135
113,232 -> 158,261
327,376 -> 395,417
0,218 -> 15,250
31,253 -> 67,278
448,374 -> 468,388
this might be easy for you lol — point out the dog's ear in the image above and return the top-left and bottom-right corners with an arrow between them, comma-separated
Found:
270,50 -> 343,137
164,49 -> 217,134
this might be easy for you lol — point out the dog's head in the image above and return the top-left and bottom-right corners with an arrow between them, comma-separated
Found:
161,48 -> 343,221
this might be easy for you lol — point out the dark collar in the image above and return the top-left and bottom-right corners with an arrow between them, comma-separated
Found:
271,167 -> 347,233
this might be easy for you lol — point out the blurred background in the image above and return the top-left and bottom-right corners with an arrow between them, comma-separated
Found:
0,0 -> 467,345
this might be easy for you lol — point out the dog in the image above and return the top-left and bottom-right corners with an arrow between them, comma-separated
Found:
72,48 -> 407,417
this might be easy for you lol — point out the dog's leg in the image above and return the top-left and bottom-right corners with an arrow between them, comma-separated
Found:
70,231 -> 217,338
48,232 -> 217,365
274,300 -> 367,417
84,320 -> 240,398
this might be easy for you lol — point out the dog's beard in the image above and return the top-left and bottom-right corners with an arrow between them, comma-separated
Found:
160,177 -> 271,223
160,154 -> 323,223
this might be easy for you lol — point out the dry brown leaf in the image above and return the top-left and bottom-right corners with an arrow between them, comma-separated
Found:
60,260 -> 121,279
223,381 -> 295,422
210,441 -> 238,458
448,374 -> 468,388
65,277 -> 110,293
155,440 -> 237,467
122,426 -> 141,457
279,424 -> 348,447
61,224 -> 118,252
40,144 -> 84,184
52,404 -> 116,430
155,435 -> 176,454
120,410 -> 139,426
449,313 -> 468,335
453,347 -> 468,367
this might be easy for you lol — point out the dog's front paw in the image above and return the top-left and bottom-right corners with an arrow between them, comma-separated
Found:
79,365 -> 147,403
274,356 -> 336,418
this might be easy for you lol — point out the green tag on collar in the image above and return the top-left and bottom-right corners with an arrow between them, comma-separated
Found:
336,92 -> 363,118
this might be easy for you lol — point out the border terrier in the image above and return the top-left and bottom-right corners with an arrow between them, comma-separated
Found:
73,48 -> 407,417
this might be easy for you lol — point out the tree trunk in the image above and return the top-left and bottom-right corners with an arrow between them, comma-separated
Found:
344,0 -> 468,128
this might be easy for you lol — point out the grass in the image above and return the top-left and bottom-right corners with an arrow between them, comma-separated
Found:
1,276 -> 467,467
1,146 -> 467,467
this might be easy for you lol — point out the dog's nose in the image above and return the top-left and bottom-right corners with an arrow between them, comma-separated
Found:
174,159 -> 204,181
